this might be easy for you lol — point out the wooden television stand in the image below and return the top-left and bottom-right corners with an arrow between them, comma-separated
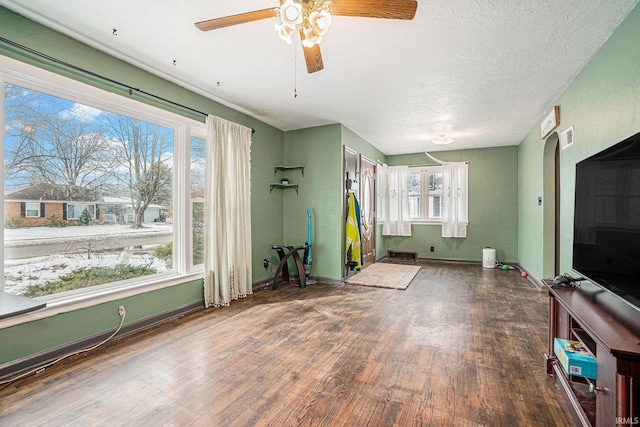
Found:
544,280 -> 640,426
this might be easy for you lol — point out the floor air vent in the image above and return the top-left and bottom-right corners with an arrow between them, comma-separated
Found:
387,250 -> 418,262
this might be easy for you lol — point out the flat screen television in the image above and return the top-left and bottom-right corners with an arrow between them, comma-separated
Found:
573,131 -> 640,312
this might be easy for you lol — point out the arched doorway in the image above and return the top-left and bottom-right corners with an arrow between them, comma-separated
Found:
542,132 -> 560,279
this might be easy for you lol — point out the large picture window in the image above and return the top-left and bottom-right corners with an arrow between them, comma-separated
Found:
2,57 -> 205,302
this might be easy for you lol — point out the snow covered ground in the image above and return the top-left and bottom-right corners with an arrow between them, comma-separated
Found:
4,223 -> 172,296
4,223 -> 172,241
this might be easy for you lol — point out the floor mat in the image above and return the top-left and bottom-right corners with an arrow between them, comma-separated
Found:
345,262 -> 421,290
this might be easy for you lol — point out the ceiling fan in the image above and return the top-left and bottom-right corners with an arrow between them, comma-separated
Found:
195,0 -> 418,74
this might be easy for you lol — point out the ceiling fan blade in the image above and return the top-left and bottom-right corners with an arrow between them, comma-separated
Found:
300,32 -> 324,73
330,0 -> 418,20
195,8 -> 277,31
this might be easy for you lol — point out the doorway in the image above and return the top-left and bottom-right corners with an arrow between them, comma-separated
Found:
360,156 -> 376,266
344,147 -> 358,277
343,147 -> 376,276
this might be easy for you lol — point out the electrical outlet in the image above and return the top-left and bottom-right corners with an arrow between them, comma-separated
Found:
263,259 -> 269,269
118,305 -> 126,317
430,246 -> 435,252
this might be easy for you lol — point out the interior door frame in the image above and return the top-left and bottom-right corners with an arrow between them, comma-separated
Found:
543,132 -> 560,278
343,146 -> 359,279
360,155 -> 376,266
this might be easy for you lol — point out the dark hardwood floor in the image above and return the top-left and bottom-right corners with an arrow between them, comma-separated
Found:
0,261 -> 574,426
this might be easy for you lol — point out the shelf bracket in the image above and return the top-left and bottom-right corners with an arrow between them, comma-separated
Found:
270,184 -> 299,194
273,166 -> 305,177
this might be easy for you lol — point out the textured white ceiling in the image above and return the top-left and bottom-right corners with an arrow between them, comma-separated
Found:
1,0 -> 638,154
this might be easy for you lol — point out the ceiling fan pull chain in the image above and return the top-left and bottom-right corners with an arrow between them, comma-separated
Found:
294,46 -> 298,98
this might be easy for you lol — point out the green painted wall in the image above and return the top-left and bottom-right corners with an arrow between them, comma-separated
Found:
385,146 -> 519,263
0,7 -> 285,366
340,126 -> 387,165
517,3 -> 640,281
251,124 -> 287,281
281,125 -> 343,280
0,280 -> 203,364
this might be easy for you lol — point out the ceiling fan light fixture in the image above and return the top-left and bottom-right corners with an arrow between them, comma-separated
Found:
284,6 -> 300,22
309,10 -> 332,34
301,28 -> 323,47
279,0 -> 303,28
276,0 -> 333,46
196,1 -> 417,74
432,135 -> 454,145
275,22 -> 296,43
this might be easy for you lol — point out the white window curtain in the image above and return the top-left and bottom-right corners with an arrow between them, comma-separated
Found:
204,115 -> 252,308
376,164 -> 387,223
441,161 -> 468,238
380,165 -> 412,236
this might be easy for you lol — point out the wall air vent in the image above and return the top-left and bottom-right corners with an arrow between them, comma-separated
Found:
560,125 -> 575,150
387,250 -> 417,262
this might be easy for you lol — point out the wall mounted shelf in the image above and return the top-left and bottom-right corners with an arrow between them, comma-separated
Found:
270,165 -> 304,194
273,165 -> 304,176
270,183 -> 299,194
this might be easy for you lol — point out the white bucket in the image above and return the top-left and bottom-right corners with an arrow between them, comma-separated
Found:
483,247 -> 496,268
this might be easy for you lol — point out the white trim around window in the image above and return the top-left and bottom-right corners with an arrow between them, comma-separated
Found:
408,166 -> 443,224
25,202 -> 41,218
0,54 -> 206,325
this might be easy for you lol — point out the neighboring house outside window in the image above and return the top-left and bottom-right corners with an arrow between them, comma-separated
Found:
3,183 -> 102,226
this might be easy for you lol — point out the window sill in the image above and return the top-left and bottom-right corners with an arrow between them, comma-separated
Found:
0,272 -> 203,329
378,221 -> 442,225
0,292 -> 47,320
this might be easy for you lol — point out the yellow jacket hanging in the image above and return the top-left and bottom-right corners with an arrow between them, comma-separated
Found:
346,192 -> 362,269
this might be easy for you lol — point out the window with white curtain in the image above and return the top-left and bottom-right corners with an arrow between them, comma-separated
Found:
441,161 -> 469,238
408,166 -> 443,223
379,165 -> 412,236
379,162 -> 468,237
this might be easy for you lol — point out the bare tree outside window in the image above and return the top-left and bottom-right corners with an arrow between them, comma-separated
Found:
105,115 -> 173,229
4,85 -> 117,196
3,83 -> 177,297
190,136 -> 205,266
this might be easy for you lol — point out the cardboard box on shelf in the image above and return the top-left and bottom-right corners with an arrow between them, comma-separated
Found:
554,337 -> 597,380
